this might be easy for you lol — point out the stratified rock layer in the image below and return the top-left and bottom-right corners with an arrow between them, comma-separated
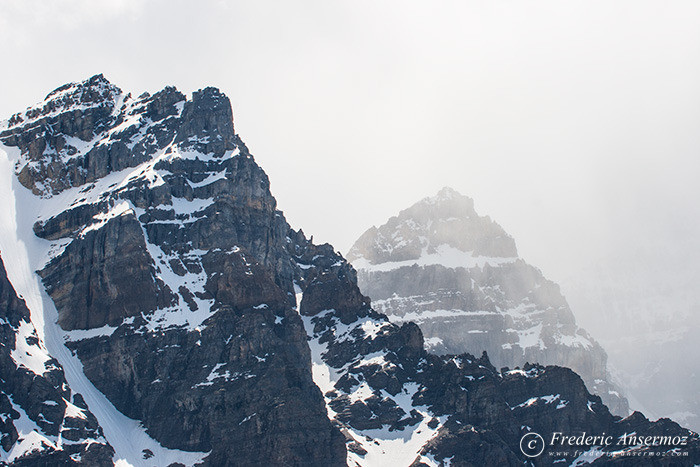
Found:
348,188 -> 629,416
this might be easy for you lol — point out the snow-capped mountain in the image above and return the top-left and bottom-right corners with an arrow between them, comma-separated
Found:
0,76 -> 698,466
347,187 -> 628,416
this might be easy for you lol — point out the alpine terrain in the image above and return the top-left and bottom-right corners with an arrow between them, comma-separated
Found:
347,188 -> 628,416
0,75 -> 698,466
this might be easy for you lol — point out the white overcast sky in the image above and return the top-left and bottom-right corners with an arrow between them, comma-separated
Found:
1,0 -> 700,291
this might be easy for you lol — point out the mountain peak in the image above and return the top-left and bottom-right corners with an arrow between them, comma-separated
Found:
422,186 -> 472,207
347,189 -> 517,265
0,76 -> 238,196
29,74 -> 121,121
4,73 -> 122,139
411,186 -> 477,221
44,73 -> 118,101
432,185 -> 464,200
349,189 -> 631,416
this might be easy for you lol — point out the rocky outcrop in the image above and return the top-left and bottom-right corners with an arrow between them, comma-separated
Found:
38,212 -> 173,330
348,187 -> 629,416
0,255 -> 113,465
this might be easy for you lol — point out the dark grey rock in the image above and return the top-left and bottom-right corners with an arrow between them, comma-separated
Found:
0,255 -> 114,465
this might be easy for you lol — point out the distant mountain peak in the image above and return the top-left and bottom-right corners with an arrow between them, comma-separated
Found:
429,185 -> 467,201
349,189 -> 631,416
418,186 -> 474,210
347,188 -> 517,266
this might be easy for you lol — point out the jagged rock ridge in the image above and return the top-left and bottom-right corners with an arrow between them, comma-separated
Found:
0,76 -> 697,466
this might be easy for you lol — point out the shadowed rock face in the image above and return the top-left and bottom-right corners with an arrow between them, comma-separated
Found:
38,212 -> 173,330
1,76 -> 698,466
348,187 -> 630,416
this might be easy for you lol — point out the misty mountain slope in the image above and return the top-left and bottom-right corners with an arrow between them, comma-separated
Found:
347,187 -> 628,416
562,251 -> 700,433
0,75 -> 697,466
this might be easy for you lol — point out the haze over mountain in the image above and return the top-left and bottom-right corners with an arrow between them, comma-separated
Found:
348,188 -> 628,416
0,75 -> 698,466
562,248 -> 700,434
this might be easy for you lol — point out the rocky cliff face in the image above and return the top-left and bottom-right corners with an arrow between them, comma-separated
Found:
0,255 -> 113,465
0,76 -> 344,466
0,76 -> 697,466
347,188 -> 629,416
